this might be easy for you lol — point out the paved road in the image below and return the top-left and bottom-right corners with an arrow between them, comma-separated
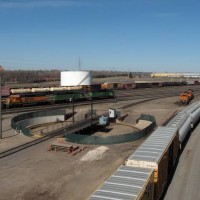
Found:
164,123 -> 200,200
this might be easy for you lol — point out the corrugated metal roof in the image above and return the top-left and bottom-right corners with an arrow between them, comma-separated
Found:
89,165 -> 153,200
127,127 -> 177,163
181,102 -> 200,114
166,102 -> 200,129
166,112 -> 189,129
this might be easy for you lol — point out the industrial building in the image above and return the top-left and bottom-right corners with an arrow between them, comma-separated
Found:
151,72 -> 200,78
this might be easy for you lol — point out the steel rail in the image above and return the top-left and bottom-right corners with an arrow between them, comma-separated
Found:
0,116 -> 100,159
3,85 -> 200,114
1,89 -> 200,159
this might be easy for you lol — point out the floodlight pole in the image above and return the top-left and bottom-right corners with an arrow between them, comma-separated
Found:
90,96 -> 93,133
72,97 -> 75,124
0,77 -> 2,139
70,97 -> 75,124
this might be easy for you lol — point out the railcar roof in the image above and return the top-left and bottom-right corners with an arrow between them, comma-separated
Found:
127,127 -> 177,163
89,165 -> 153,200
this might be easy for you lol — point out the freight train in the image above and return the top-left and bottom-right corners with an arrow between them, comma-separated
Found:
89,101 -> 200,200
3,89 -> 116,108
7,81 -> 188,95
100,81 -> 187,90
0,80 -> 191,109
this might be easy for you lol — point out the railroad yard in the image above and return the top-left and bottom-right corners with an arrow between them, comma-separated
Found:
2,1 -> 200,199
1,85 -> 200,200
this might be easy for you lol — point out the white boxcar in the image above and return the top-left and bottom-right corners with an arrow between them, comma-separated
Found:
89,165 -> 154,200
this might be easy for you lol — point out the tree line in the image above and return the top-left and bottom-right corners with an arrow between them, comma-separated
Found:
0,69 -> 149,84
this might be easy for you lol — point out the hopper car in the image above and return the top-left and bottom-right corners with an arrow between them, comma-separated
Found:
89,101 -> 200,200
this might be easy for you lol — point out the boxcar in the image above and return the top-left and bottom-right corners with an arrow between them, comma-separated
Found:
166,112 -> 192,147
126,127 -> 179,200
89,84 -> 102,91
135,82 -> 152,88
111,83 -> 123,90
117,83 -> 124,89
1,86 -> 10,97
123,83 -> 136,89
89,165 -> 154,200
101,83 -> 114,90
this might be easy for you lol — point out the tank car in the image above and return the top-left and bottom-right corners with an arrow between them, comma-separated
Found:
10,88 -> 31,94
31,87 -> 50,93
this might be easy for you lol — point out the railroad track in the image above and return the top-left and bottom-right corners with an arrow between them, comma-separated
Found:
1,85 -> 200,159
0,116 -> 100,159
2,85 -> 200,114
3,85 -> 200,114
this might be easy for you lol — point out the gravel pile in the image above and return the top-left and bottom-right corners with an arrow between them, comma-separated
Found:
80,146 -> 109,162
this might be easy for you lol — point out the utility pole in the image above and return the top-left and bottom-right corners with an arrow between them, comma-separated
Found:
72,97 -> 75,124
70,97 -> 75,124
0,77 -> 2,139
78,57 -> 81,71
90,97 -> 93,134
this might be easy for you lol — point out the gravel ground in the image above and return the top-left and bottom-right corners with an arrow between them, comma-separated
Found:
1,94 -> 200,200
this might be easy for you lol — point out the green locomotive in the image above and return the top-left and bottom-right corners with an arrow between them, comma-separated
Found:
48,91 -> 86,104
86,89 -> 115,99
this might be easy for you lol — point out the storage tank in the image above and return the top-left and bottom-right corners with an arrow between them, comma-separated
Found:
61,71 -> 92,86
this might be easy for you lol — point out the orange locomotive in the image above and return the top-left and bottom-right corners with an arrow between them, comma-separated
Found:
5,94 -> 50,108
180,89 -> 194,105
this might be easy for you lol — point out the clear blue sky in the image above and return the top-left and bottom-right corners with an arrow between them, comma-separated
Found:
0,0 -> 200,72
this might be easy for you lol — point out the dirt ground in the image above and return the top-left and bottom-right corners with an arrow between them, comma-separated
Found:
1,95 -> 200,200
93,123 -> 138,137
